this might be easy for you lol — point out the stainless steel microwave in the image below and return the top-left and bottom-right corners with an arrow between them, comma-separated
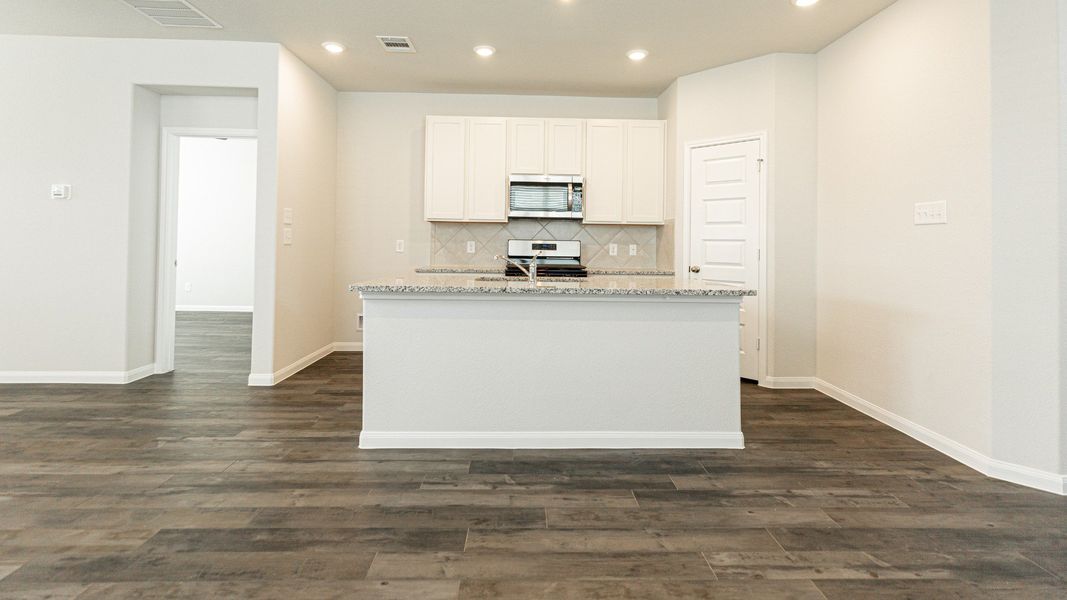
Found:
508,175 -> 584,219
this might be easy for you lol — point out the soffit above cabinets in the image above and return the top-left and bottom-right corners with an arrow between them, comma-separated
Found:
2,0 -> 898,97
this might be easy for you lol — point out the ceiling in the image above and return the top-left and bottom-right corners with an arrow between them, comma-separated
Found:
0,0 -> 898,97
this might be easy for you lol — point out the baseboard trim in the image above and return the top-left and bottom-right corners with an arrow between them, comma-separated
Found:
359,430 -> 745,450
760,376 -> 817,389
176,305 -> 253,313
332,342 -> 364,352
247,342 -> 337,387
813,378 -> 1066,496
0,363 -> 156,385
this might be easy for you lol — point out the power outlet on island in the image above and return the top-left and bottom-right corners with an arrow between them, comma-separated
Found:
629,244 -> 638,256
609,243 -> 618,256
466,241 -> 476,254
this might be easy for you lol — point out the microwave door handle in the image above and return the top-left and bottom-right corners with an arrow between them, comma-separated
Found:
567,182 -> 573,212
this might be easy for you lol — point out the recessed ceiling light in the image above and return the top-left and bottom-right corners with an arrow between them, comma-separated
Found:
321,41 -> 346,54
791,0 -> 819,6
474,45 -> 496,57
627,49 -> 649,61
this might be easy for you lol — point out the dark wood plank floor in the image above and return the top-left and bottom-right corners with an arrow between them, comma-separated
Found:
0,313 -> 1064,599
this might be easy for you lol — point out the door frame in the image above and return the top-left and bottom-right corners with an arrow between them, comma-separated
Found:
681,132 -> 769,384
154,127 -> 259,374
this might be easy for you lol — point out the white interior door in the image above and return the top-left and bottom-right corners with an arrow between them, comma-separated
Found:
688,139 -> 762,380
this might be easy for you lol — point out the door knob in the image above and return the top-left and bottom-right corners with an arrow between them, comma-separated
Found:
689,265 -> 701,273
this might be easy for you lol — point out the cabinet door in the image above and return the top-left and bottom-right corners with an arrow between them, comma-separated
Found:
508,118 -> 546,174
547,119 -> 584,175
583,120 -> 625,223
424,116 -> 467,221
625,120 -> 665,224
466,118 -> 508,222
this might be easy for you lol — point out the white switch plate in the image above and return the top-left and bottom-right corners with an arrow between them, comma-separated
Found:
184,282 -> 192,292
629,244 -> 638,256
466,241 -> 476,254
609,243 -> 618,256
283,208 -> 293,225
283,228 -> 293,245
357,313 -> 364,331
915,201 -> 948,225
50,184 -> 71,200
395,239 -> 405,253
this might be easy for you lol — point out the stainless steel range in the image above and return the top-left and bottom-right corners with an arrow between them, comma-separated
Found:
502,239 -> 588,278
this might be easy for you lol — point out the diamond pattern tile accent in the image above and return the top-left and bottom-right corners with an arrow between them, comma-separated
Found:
430,221 -> 659,269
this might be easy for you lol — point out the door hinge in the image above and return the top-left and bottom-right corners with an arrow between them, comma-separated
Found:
757,249 -> 761,261
757,338 -> 761,351
757,158 -> 764,172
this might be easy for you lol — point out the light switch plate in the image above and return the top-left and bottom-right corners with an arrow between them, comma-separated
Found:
50,184 -> 71,200
466,241 -> 476,254
609,243 -> 618,256
915,201 -> 948,225
283,228 -> 293,246
395,240 -> 405,253
283,208 -> 293,225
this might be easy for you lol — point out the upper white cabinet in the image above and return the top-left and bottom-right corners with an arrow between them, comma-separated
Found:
425,115 -> 663,224
546,119 -> 584,175
424,116 -> 467,221
424,116 -> 507,222
583,120 -> 626,223
508,118 -> 584,176
508,119 -> 546,175
583,119 -> 665,225
624,120 -> 666,224
466,118 -> 508,221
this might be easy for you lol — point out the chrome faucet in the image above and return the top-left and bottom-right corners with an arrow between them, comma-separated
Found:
494,251 -> 543,283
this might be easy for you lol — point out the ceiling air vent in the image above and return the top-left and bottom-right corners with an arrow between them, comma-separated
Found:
376,36 -> 416,53
121,0 -> 222,29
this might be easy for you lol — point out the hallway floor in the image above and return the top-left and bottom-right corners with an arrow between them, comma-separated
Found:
0,313 -> 1064,598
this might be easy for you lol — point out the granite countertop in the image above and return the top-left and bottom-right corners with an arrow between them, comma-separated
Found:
349,274 -> 754,297
415,265 -> 676,276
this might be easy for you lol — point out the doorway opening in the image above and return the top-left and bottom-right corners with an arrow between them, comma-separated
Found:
155,129 -> 258,380
682,134 -> 768,383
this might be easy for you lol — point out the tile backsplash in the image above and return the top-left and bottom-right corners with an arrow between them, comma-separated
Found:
431,220 -> 660,269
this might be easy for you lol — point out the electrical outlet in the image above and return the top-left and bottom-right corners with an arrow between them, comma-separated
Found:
283,228 -> 293,246
629,244 -> 638,256
184,282 -> 192,292
915,201 -> 948,225
283,208 -> 293,225
609,243 -> 618,256
466,241 -> 476,254
357,313 -> 364,331
395,239 -> 405,253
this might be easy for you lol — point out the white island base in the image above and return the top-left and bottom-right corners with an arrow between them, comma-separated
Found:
356,282 -> 746,450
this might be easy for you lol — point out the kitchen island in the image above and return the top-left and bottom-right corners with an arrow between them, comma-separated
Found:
349,274 -> 755,449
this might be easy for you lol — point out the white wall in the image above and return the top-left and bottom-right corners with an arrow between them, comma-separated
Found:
817,0 -> 994,454
989,0 -> 1064,475
668,54 -> 819,379
127,85 -> 162,372
272,48 -> 338,371
334,92 -> 658,345
175,137 -> 258,311
161,95 -> 258,130
0,35 -> 281,380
